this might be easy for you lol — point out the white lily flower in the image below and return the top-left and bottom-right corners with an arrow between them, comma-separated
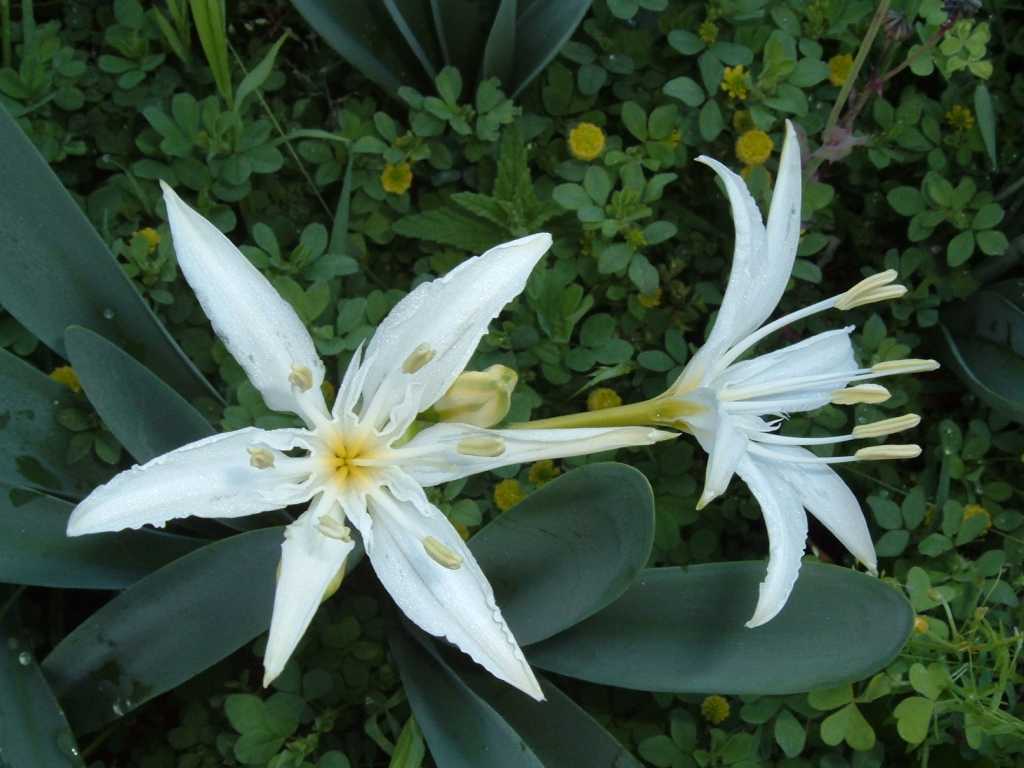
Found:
665,120 -> 938,627
67,183 -> 674,699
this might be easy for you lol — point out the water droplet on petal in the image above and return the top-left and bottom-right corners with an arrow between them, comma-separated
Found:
17,651 -> 31,666
102,308 -> 115,320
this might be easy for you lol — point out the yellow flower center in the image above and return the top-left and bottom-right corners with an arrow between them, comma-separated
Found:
568,122 -> 606,161
322,429 -> 383,491
735,129 -> 774,167
701,695 -> 730,724
828,53 -> 855,87
721,66 -> 748,100
381,162 -> 413,195
945,104 -> 975,132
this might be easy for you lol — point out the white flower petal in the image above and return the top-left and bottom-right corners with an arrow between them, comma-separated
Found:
696,404 -> 749,509
735,454 -> 808,628
263,496 -> 354,686
161,182 -> 327,421
67,428 -> 316,535
761,119 -> 802,320
360,487 -> 543,700
357,234 -> 552,428
771,446 -> 877,573
393,423 -> 676,486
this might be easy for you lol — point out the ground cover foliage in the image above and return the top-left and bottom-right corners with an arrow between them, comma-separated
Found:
1,0 -> 1023,766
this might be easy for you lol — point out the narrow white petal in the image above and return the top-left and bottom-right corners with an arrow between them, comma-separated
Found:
361,487 -> 543,700
696,405 -> 748,509
161,182 -> 328,422
263,497 -> 353,686
771,446 -> 877,573
393,423 -> 676,487
761,119 -> 802,322
357,234 -> 552,428
735,454 -> 808,628
67,428 -> 317,535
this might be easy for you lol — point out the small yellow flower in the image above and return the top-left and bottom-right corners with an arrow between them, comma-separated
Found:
493,478 -> 525,512
701,695 -> 730,724
667,128 -> 682,148
49,366 -> 81,394
638,288 -> 662,308
735,129 -> 774,167
698,19 -> 719,45
828,53 -> 855,87
528,459 -> 561,486
962,503 -> 991,531
721,66 -> 748,100
136,227 -> 161,253
945,104 -> 975,132
568,122 -> 606,161
381,162 -> 413,195
587,387 -> 623,411
625,227 -> 647,250
913,616 -> 929,634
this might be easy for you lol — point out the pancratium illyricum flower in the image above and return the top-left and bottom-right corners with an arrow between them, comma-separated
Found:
521,120 -> 937,628
67,183 -> 674,699
669,120 -> 937,626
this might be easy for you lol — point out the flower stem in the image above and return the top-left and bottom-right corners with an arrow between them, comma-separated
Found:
513,396 -> 694,430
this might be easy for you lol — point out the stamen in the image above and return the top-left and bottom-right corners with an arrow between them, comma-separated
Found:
288,365 -> 314,392
317,516 -> 352,542
248,446 -> 275,469
831,384 -> 891,405
456,436 -> 506,457
852,414 -> 920,439
854,444 -> 922,460
422,536 -> 463,569
871,359 -> 941,375
402,343 -> 436,374
835,270 -> 906,310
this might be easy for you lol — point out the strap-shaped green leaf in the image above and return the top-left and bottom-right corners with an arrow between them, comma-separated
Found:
0,107 -> 217,401
527,563 -> 912,694
1,612 -> 85,768
42,528 -> 282,733
470,462 -> 654,646
65,326 -> 215,464
391,627 -> 642,768
511,0 -> 592,95
383,0 -> 444,79
0,487 -> 202,590
0,347 -> 111,497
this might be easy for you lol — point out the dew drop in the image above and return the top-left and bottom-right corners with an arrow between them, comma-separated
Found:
56,730 -> 80,759
102,308 -> 115,320
112,700 -> 125,716
17,651 -> 31,666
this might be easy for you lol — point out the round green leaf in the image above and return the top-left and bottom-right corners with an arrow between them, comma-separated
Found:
663,76 -> 705,107
894,696 -> 934,745
527,563 -> 913,694
0,487 -> 202,589
470,463 -> 654,646
946,230 -> 975,267
391,628 -> 642,768
42,528 -> 284,733
1,613 -> 85,768
886,187 -> 924,216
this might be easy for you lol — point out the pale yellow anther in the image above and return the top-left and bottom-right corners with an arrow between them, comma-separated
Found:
317,516 -> 352,542
288,365 -> 314,392
248,446 -> 276,469
852,414 -> 921,439
456,435 -> 507,457
871,359 -> 941,375
831,384 -> 891,405
854,444 -> 922,461
402,343 -> 436,374
422,536 -> 463,569
835,270 -> 903,310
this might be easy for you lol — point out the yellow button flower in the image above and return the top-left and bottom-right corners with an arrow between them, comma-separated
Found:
945,104 -> 975,132
828,53 -> 855,86
568,122 -> 606,161
735,129 -> 774,167
913,616 -> 929,634
136,227 -> 161,253
698,19 -> 719,45
587,387 -> 623,411
528,459 -> 561,485
49,365 -> 82,393
721,66 -> 748,100
381,162 -> 413,195
701,695 -> 730,724
638,288 -> 662,308
493,478 -> 525,512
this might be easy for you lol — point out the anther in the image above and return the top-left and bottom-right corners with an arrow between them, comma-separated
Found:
852,414 -> 921,439
402,343 -> 436,374
831,384 -> 891,405
248,446 -> 276,469
835,270 -> 906,310
422,536 -> 463,569
854,444 -> 922,461
871,359 -> 941,375
288,365 -> 314,391
456,436 -> 506,457
317,516 -> 352,542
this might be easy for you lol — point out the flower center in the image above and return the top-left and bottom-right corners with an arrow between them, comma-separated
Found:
322,429 -> 382,490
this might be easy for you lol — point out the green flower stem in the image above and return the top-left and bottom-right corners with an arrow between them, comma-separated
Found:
513,397 -> 691,430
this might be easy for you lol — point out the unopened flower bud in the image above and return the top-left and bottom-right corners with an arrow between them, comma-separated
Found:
432,365 -> 518,428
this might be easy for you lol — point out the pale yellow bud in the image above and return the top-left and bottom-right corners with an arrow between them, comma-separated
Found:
433,364 -> 518,428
